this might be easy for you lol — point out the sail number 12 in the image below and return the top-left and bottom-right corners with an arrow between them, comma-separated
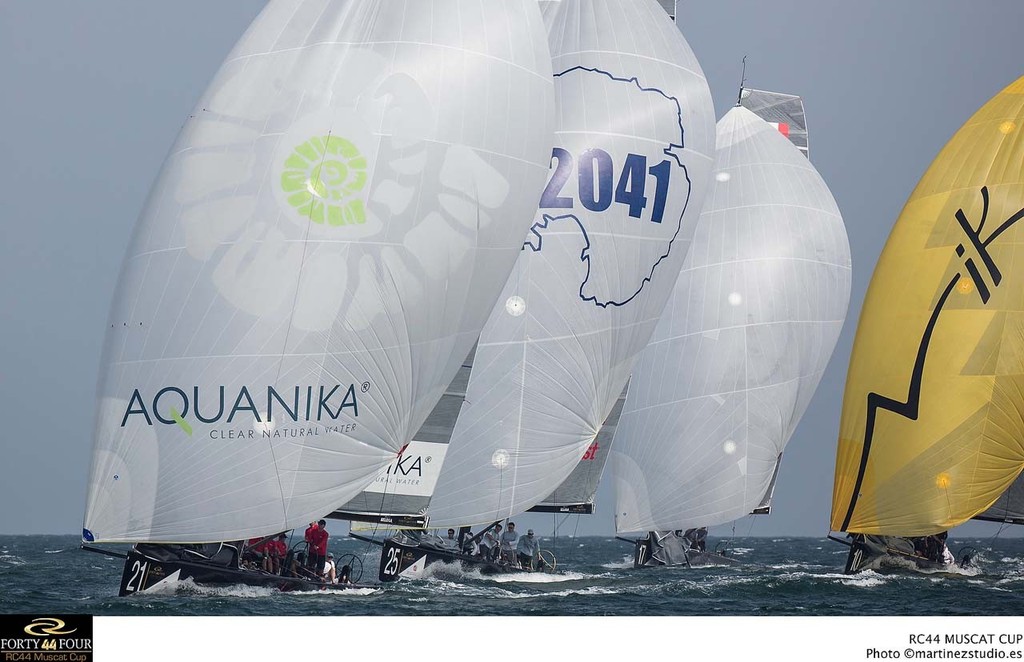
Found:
540,148 -> 671,224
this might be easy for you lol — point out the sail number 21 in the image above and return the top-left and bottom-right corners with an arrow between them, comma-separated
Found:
124,560 -> 148,593
541,148 -> 671,224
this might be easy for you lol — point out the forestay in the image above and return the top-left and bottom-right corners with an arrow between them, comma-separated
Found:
427,0 -> 715,528
832,77 -> 1024,536
613,106 -> 851,533
83,0 -> 555,543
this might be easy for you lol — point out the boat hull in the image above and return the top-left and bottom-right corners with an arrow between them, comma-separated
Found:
118,545 -> 352,596
631,532 -> 741,568
842,534 -> 952,574
377,536 -> 548,582
632,537 -> 740,568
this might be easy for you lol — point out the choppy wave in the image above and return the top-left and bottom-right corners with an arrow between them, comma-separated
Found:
3,534 -> 1023,616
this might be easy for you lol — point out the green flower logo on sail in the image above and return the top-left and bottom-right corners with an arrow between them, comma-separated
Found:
281,135 -> 367,226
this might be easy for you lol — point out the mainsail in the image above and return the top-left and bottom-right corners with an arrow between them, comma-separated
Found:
612,106 -> 851,533
832,76 -> 1024,536
739,88 -> 809,158
82,0 -> 555,544
974,473 -> 1024,525
425,0 -> 715,528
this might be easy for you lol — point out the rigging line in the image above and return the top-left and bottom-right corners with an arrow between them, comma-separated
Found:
362,449 -> 401,563
981,518 -> 1008,548
268,129 -> 334,525
358,530 -> 378,565
571,513 -> 582,545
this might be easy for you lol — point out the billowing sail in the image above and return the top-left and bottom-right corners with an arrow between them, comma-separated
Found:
82,0 -> 555,543
832,77 -> 1024,536
426,0 -> 715,528
613,106 -> 851,534
332,347 -> 474,529
529,386 -> 626,514
740,88 -> 808,158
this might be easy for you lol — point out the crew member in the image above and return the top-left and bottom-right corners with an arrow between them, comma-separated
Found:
305,519 -> 329,575
499,522 -> 518,564
479,525 -> 500,561
516,529 -> 541,570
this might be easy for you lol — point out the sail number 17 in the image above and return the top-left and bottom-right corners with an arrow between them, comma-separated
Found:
541,148 -> 671,224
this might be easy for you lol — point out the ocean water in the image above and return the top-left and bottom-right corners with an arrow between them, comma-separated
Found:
3,534 -> 1024,616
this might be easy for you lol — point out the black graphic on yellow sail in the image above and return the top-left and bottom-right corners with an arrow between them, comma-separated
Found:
832,76 -> 1024,536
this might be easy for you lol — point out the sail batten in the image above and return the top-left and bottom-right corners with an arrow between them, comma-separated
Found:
83,0 -> 556,544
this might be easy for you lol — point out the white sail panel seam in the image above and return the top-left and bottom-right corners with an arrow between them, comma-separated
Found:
681,256 -> 851,273
623,366 -> 832,417
225,41 -> 555,83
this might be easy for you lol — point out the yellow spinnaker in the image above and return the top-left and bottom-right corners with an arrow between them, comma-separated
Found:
832,77 -> 1024,535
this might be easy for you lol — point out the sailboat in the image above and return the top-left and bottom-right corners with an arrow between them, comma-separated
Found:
80,0 -> 557,596
830,76 -> 1024,574
610,102 -> 851,568
537,85 -> 816,538
371,0 -> 716,582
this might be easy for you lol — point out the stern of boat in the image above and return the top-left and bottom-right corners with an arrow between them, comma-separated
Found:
118,546 -> 181,596
633,535 -> 655,568
379,537 -> 430,582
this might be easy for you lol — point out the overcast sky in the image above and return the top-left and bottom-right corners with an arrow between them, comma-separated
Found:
2,1 -> 1023,540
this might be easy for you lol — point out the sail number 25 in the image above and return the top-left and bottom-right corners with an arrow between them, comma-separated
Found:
383,546 -> 401,578
540,148 -> 671,224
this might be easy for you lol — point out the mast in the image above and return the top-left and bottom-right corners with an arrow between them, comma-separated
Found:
736,55 -> 747,106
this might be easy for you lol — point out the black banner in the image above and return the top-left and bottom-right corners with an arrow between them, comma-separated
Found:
0,614 -> 92,662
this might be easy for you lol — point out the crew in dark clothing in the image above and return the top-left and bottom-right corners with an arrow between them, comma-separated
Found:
682,527 -> 707,552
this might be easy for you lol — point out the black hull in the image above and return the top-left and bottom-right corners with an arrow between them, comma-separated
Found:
842,534 -> 952,575
636,550 -> 740,568
629,534 -> 741,568
377,537 -> 548,582
118,545 -> 356,596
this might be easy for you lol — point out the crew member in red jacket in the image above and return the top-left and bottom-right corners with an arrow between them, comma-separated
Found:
305,519 -> 329,577
268,532 -> 288,575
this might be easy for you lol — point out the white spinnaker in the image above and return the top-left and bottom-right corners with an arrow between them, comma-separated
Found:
83,0 -> 555,543
612,107 -> 851,533
427,0 -> 715,528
